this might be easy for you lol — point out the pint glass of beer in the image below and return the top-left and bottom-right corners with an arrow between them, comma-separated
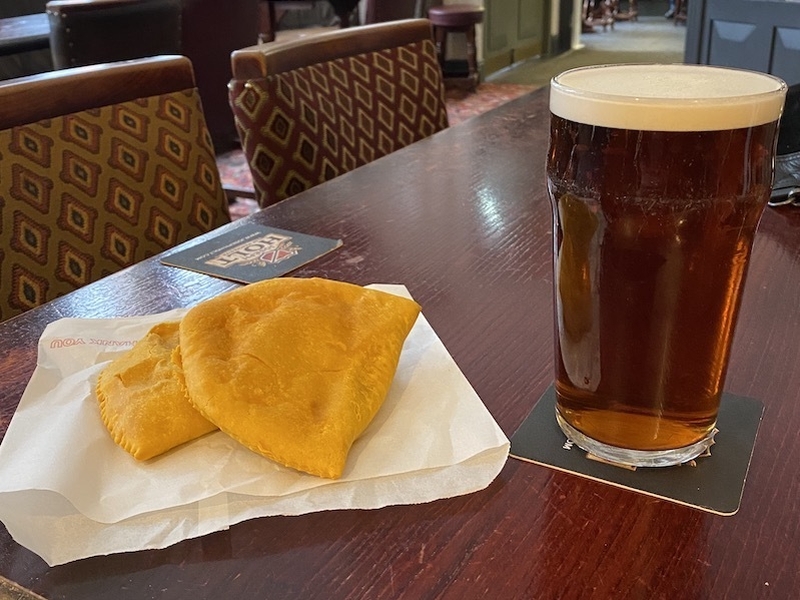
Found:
547,64 -> 786,467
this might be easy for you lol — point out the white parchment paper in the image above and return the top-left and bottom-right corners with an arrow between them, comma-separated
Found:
0,285 -> 509,566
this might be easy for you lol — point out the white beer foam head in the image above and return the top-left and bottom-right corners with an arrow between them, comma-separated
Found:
550,64 -> 787,131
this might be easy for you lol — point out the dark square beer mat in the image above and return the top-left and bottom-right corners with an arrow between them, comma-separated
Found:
161,223 -> 342,284
510,385 -> 764,516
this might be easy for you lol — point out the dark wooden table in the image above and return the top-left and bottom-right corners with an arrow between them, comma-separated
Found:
3,88 -> 800,599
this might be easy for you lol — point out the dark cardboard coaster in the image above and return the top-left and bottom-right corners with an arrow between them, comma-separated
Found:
510,385 -> 764,515
161,223 -> 342,284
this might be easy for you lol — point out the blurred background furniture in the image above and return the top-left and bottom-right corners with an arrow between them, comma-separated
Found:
1,0 -> 573,122
46,0 -> 181,68
427,3 -> 484,90
228,18 -> 449,208
363,0 -> 554,82
44,0 -> 260,153
583,0 -> 617,32
259,1 -> 360,42
0,55 -> 230,321
615,0 -> 638,21
0,13 -> 49,56
258,1 -> 314,43
0,1 -> 51,79
364,0 -> 425,23
324,0 -> 361,26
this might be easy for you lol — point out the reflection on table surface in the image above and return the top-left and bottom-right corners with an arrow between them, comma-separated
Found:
3,87 -> 800,598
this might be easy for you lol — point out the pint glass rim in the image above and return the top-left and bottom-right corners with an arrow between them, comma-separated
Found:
550,63 -> 788,131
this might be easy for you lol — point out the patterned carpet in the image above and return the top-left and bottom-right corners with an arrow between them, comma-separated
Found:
219,83 -> 536,219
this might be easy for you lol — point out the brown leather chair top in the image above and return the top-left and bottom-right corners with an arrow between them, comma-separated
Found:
0,54 -> 193,129
231,18 -> 439,79
228,19 -> 449,208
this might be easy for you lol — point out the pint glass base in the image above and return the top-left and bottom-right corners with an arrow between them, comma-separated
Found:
555,410 -> 716,468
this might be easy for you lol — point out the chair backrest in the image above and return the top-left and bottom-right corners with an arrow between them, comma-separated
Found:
46,0 -> 182,69
0,55 -> 230,321
228,18 -> 449,208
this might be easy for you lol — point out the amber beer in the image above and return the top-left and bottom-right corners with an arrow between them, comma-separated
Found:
547,64 -> 786,466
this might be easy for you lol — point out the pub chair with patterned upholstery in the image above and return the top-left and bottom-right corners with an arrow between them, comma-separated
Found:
228,18 -> 449,208
0,55 -> 230,321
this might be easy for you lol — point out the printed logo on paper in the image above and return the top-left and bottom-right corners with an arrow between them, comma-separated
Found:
206,233 -> 302,269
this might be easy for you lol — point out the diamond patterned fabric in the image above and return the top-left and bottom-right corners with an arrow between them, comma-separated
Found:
229,39 -> 449,208
0,88 -> 230,321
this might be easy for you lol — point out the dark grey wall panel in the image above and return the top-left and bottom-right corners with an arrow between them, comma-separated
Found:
773,27 -> 800,84
707,20 -> 765,70
685,0 -> 800,85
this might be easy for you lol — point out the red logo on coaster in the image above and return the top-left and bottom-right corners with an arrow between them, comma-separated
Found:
260,243 -> 299,264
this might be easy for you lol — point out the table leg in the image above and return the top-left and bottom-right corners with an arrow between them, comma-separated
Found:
465,24 -> 478,89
